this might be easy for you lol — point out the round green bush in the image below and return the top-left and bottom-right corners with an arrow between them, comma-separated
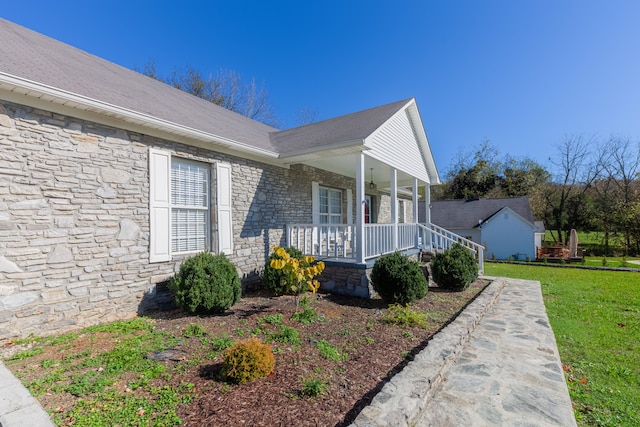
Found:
169,252 -> 241,314
430,243 -> 478,291
262,246 -> 306,296
370,251 -> 428,305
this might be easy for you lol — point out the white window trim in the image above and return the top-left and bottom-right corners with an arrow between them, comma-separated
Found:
149,147 -> 233,262
170,157 -> 211,255
319,186 -> 343,224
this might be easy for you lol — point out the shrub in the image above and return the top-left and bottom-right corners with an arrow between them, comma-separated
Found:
430,243 -> 478,291
301,376 -> 328,397
268,325 -> 301,345
222,338 -> 276,384
382,304 -> 428,328
169,252 -> 241,314
263,246 -> 305,295
370,251 -> 428,305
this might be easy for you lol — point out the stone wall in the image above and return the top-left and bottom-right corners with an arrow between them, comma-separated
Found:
0,99 -> 425,340
0,101 -> 308,339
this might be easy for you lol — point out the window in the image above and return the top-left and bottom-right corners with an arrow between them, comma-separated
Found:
319,187 -> 342,224
365,195 -> 374,223
149,148 -> 233,262
171,158 -> 210,253
397,200 -> 406,223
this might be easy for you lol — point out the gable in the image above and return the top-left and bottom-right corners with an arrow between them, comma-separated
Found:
480,207 -> 537,231
365,104 -> 433,183
429,197 -> 534,229
274,99 -> 440,185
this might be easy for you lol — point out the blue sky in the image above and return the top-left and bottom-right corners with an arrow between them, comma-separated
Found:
3,1 -> 640,176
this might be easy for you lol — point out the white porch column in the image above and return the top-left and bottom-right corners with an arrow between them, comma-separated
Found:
355,153 -> 366,263
413,178 -> 419,247
390,168 -> 398,250
424,183 -> 431,224
424,183 -> 432,250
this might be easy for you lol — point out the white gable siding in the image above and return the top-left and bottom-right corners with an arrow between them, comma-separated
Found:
365,110 -> 430,183
481,210 -> 536,260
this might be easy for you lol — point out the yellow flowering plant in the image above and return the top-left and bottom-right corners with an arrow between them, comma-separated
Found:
269,246 -> 325,300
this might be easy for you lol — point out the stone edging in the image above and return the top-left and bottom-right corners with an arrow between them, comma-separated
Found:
349,277 -> 508,426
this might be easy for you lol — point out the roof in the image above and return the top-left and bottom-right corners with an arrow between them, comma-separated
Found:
428,197 -> 535,229
0,18 -> 280,154
0,19 -> 438,182
270,99 -> 413,155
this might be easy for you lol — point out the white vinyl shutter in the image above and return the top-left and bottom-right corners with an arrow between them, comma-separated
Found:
346,189 -> 353,225
216,162 -> 233,255
311,181 -> 320,223
149,148 -> 171,262
311,181 -> 320,253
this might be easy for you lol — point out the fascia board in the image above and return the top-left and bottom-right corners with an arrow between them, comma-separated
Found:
0,72 -> 281,162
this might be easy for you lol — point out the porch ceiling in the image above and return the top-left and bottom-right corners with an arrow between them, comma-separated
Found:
296,152 -> 421,188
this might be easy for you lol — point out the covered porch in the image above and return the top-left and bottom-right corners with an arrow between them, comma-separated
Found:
273,99 -> 483,297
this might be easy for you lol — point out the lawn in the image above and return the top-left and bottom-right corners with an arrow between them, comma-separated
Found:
485,263 -> 640,426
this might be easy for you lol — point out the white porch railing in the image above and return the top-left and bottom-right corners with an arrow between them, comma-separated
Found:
286,222 -> 484,272
286,224 -> 354,258
421,223 -> 485,272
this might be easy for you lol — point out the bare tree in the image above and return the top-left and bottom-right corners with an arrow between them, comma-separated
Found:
544,135 -> 603,243
136,61 -> 280,127
294,106 -> 319,126
596,136 -> 640,254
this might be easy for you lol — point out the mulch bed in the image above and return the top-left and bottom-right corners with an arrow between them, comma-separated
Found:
3,280 -> 489,427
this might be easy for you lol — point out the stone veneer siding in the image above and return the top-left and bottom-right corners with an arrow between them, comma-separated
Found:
0,101 -> 340,339
0,100 -> 423,340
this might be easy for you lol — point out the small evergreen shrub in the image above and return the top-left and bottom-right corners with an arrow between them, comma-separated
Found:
222,338 -> 275,384
301,376 -> 328,397
430,243 -> 478,291
263,246 -> 306,295
382,304 -> 428,328
370,252 -> 428,305
268,325 -> 301,345
169,252 -> 241,314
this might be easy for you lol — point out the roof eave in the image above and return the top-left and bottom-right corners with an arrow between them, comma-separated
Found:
0,72 -> 281,160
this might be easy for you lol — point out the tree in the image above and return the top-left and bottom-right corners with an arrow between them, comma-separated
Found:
592,137 -> 640,254
294,106 -> 319,126
439,141 -> 550,201
138,61 -> 280,127
443,141 -> 501,199
543,135 -> 602,244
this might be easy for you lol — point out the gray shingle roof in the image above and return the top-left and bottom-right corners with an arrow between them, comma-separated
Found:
0,19 -> 426,161
270,99 -> 412,155
427,197 -> 535,229
0,18 -> 279,152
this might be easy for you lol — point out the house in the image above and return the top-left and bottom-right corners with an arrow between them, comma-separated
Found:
421,197 -> 539,260
0,19 -> 480,339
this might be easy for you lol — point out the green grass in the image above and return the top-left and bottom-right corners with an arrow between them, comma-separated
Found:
582,257 -> 640,268
315,340 -> 347,361
4,318 -> 191,426
485,263 -> 640,426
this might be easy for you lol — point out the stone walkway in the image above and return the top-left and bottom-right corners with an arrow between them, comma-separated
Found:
0,361 -> 55,426
351,277 -> 576,427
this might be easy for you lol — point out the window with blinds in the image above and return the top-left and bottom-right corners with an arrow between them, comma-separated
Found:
319,187 -> 342,224
171,158 -> 210,253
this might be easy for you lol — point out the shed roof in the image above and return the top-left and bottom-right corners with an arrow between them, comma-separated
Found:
429,197 -> 535,229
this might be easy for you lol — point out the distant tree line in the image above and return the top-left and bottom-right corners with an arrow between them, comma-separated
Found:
435,136 -> 640,256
